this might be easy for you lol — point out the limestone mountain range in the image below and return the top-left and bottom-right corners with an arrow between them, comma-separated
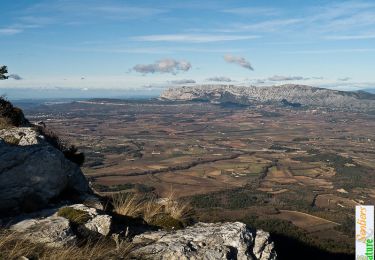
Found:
160,84 -> 375,111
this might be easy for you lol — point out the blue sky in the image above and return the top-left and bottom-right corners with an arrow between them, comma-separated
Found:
1,0 -> 375,97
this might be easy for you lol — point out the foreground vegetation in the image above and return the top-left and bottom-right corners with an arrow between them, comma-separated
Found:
0,229 -> 133,260
0,190 -> 193,260
111,191 -> 193,230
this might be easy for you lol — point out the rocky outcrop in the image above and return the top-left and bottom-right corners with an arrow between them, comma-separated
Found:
10,204 -> 112,247
0,127 -> 43,145
9,210 -> 277,259
0,127 -> 90,214
67,204 -> 112,236
160,84 -> 375,111
131,222 -> 277,260
11,214 -> 77,247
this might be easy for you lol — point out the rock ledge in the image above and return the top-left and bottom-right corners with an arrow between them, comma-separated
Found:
132,222 -> 277,260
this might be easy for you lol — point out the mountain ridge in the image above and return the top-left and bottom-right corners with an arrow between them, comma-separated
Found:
160,84 -> 375,111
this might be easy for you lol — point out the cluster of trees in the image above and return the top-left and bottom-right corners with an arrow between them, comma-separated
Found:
0,65 -> 8,80
190,187 -> 271,209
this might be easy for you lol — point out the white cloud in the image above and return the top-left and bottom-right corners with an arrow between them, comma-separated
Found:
133,59 -> 192,74
8,74 -> 23,80
325,34 -> 375,40
206,76 -> 233,82
309,1 -> 375,33
170,79 -> 196,84
130,34 -> 260,43
222,7 -> 279,16
284,48 -> 375,54
224,55 -> 253,70
0,28 -> 23,35
268,75 -> 308,81
26,1 -> 167,20
217,1 -> 375,40
218,19 -> 301,33
91,5 -> 166,17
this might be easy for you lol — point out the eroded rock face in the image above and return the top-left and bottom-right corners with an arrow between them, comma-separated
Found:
0,129 -> 90,214
131,222 -> 277,260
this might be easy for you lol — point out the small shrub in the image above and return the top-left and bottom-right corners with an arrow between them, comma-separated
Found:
134,183 -> 155,193
36,125 -> 85,166
57,207 -> 91,225
0,117 -> 12,129
63,145 -> 85,166
148,214 -> 184,230
0,97 -> 28,127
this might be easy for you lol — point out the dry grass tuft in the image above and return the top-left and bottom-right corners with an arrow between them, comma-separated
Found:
112,193 -> 144,218
141,198 -> 164,223
164,190 -> 193,222
0,229 -> 133,260
112,190 -> 193,225
0,230 -> 40,259
0,117 -> 12,130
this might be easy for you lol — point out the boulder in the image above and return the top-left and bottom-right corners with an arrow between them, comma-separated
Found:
131,222 -> 277,260
9,204 -> 112,247
0,142 -> 90,214
10,215 -> 76,247
67,204 -> 112,236
253,230 -> 277,260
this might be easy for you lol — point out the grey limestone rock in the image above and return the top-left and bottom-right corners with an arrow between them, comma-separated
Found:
131,222 -> 277,260
0,128 -> 90,214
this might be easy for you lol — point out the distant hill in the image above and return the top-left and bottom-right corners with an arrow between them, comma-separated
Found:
359,88 -> 375,94
161,84 -> 375,111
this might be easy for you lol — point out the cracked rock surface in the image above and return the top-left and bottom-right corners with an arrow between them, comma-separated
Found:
131,222 -> 277,260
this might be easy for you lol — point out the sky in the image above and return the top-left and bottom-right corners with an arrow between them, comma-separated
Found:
1,0 -> 375,98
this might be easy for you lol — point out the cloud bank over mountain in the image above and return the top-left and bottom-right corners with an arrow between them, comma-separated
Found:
206,76 -> 233,82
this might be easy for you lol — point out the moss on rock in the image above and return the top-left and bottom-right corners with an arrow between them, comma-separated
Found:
148,214 -> 184,230
2,135 -> 20,145
57,207 -> 91,225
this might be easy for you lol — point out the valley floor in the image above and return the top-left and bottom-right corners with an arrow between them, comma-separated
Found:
24,99 -> 375,257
